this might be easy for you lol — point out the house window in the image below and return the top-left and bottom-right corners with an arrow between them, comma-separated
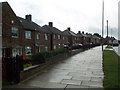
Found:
36,47 -> 40,53
25,31 -> 31,39
36,33 -> 39,40
54,45 -> 56,49
25,46 -> 32,55
11,27 -> 19,38
58,44 -> 60,48
45,46 -> 48,51
63,36 -> 64,40
45,33 -> 48,40
58,35 -> 61,40
54,34 -> 56,39
12,48 -> 22,57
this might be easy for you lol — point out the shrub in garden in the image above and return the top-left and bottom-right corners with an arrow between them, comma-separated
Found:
23,58 -> 32,68
31,48 -> 67,65
31,53 -> 45,64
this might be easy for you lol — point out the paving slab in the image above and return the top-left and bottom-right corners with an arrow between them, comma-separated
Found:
65,84 -> 89,89
72,76 -> 91,81
61,79 -> 82,85
81,81 -> 103,88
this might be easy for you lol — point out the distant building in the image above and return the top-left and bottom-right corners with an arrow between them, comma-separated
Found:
63,27 -> 77,46
41,22 -> 67,50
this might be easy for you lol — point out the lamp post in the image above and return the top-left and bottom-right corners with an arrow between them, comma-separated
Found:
107,20 -> 108,46
102,0 -> 104,51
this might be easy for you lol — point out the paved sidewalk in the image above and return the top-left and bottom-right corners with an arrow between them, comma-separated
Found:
18,46 -> 104,89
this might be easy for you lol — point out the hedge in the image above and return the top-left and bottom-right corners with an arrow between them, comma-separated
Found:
31,48 -> 67,64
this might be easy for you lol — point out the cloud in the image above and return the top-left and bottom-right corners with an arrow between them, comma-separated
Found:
0,0 -> 119,39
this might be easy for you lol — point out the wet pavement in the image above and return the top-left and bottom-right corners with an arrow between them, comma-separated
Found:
19,46 -> 104,89
113,45 -> 120,56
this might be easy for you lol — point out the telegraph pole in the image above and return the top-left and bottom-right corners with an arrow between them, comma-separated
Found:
102,0 -> 104,51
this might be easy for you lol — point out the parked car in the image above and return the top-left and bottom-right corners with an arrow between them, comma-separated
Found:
71,44 -> 83,50
113,40 -> 119,46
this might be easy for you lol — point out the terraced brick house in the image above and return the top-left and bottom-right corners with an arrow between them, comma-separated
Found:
18,15 -> 51,58
2,2 -> 23,58
41,22 -> 67,50
63,27 -> 77,46
76,31 -> 84,44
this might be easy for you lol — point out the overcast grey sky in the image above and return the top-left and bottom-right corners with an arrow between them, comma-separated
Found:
0,0 -> 119,39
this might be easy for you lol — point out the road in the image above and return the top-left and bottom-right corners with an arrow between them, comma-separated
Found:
17,46 -> 104,89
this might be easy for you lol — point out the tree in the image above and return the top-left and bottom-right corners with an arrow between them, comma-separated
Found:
93,33 -> 101,37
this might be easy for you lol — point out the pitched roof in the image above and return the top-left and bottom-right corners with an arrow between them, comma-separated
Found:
18,16 -> 50,34
63,30 -> 77,37
76,33 -> 83,37
41,25 -> 64,35
92,35 -> 101,39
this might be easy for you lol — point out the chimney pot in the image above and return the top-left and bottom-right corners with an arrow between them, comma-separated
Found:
67,27 -> 71,31
25,14 -> 32,21
49,22 -> 53,27
78,31 -> 81,34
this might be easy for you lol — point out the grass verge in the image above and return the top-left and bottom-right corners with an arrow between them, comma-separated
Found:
103,50 -> 119,88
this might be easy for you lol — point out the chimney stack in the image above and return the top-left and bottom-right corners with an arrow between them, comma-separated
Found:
67,27 -> 71,31
25,14 -> 32,21
49,22 -> 53,27
78,31 -> 81,34
82,31 -> 84,34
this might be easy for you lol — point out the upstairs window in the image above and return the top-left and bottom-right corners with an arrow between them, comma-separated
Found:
45,33 -> 48,40
54,34 -> 56,39
36,33 -> 39,40
25,31 -> 31,39
11,27 -> 19,38
58,35 -> 61,40
63,36 -> 64,40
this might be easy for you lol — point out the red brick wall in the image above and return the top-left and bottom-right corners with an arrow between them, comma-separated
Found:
2,2 -> 23,57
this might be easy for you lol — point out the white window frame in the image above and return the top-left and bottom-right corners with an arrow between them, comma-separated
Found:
25,46 -> 32,55
12,48 -> 22,57
58,44 -> 61,48
45,46 -> 48,51
54,44 -> 56,49
54,34 -> 56,39
25,31 -> 31,39
45,33 -> 48,40
36,33 -> 39,40
63,36 -> 64,40
11,27 -> 19,38
58,35 -> 61,40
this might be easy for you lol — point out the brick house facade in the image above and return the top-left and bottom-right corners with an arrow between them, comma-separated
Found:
41,22 -> 67,50
63,27 -> 77,47
2,2 -> 23,58
18,15 -> 51,57
1,2 -> 103,59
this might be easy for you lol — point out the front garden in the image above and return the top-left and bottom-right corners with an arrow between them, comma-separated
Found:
23,48 -> 67,68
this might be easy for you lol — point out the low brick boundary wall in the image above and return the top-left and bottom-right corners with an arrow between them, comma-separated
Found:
20,49 -> 83,82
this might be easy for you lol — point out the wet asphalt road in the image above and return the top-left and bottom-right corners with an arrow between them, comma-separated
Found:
13,46 -> 104,89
